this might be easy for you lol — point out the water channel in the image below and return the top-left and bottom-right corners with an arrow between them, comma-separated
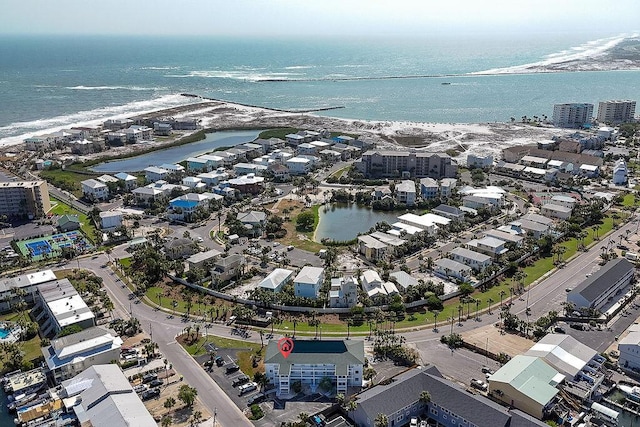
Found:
313,203 -> 402,242
90,129 -> 261,173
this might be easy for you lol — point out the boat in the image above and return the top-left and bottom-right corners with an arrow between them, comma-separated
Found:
441,82 -> 451,85
618,384 -> 640,403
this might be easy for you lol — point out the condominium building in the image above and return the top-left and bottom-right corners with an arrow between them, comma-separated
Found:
265,339 -> 364,395
552,103 -> 594,128
597,100 -> 636,124
357,151 -> 457,179
0,180 -> 51,219
35,279 -> 95,337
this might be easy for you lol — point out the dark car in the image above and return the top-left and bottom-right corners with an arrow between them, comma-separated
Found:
142,373 -> 158,383
215,356 -> 225,367
141,388 -> 160,400
204,359 -> 214,367
247,393 -> 267,405
226,364 -> 240,374
554,327 -> 566,334
149,379 -> 163,388
233,375 -> 250,387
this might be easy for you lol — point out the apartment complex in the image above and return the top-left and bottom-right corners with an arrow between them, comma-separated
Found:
552,103 -> 594,128
356,151 -> 457,179
0,180 -> 51,219
597,100 -> 636,124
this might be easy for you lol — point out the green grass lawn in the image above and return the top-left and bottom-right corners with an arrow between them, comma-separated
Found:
622,193 -> 640,208
50,198 -> 98,244
258,128 -> 299,140
0,312 -> 44,372
40,169 -> 88,198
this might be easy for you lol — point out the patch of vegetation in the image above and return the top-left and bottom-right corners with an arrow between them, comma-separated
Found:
50,198 -> 98,244
258,128 -> 299,140
249,404 -> 264,420
40,168 -> 90,198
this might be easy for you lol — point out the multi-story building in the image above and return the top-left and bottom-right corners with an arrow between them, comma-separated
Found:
0,269 -> 57,312
567,258 -> 634,310
467,153 -> 494,168
35,279 -> 95,337
293,266 -> 324,299
42,326 -> 123,384
449,247 -> 492,272
80,179 -> 109,201
613,159 -> 628,185
597,100 -> 636,124
329,276 -> 359,308
395,180 -> 416,206
0,180 -> 51,219
357,151 -> 457,179
265,339 -> 364,395
552,103 -> 594,128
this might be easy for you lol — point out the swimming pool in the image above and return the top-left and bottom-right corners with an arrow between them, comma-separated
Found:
0,328 -> 9,339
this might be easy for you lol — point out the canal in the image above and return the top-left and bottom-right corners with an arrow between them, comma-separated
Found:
313,203 -> 402,242
91,129 -> 261,173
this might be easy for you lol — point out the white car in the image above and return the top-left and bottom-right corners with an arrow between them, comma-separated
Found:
410,417 -> 418,427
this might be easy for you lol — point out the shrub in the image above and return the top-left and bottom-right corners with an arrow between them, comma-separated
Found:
249,404 -> 263,420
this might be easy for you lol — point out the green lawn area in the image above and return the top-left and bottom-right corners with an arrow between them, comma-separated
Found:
50,198 -> 98,244
40,169 -> 88,198
0,311 -> 44,372
181,334 -> 264,377
258,128 -> 299,140
622,193 -> 640,208
329,165 -> 350,180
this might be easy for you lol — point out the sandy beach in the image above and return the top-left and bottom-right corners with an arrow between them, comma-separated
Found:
2,96 -> 563,165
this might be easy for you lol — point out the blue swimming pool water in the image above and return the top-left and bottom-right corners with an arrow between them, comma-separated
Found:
0,328 -> 11,339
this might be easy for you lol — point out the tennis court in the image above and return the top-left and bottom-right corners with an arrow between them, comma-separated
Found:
16,231 -> 93,260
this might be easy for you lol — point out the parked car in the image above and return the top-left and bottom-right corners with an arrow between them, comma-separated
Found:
141,388 -> 160,400
142,373 -> 158,384
215,356 -> 225,367
410,417 -> 418,427
149,379 -> 163,388
481,367 -> 494,374
554,327 -> 566,334
239,382 -> 257,396
204,359 -> 214,367
247,393 -> 267,405
226,364 -> 240,374
470,379 -> 488,391
133,384 -> 147,393
232,375 -> 250,387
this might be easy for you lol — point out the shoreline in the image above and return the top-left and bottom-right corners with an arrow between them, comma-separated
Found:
3,95 -> 566,167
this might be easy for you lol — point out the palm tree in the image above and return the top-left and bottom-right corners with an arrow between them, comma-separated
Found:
487,298 -> 494,315
292,319 -> 298,338
374,413 -> 389,427
457,304 -> 463,325
499,290 -> 506,307
431,310 -> 439,332
419,390 -> 431,405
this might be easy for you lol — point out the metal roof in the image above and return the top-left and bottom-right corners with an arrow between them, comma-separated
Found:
265,339 -> 364,376
524,334 -> 597,379
489,355 -> 561,406
570,258 -> 633,305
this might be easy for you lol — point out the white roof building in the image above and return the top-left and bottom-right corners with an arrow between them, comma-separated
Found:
258,268 -> 294,293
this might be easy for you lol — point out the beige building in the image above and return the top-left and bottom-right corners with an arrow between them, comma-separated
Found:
0,180 -> 51,219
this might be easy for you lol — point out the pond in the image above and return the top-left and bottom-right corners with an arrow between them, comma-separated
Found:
90,129 -> 261,173
313,203 -> 401,242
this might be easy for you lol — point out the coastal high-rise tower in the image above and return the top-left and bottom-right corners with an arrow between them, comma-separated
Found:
0,180 -> 51,219
597,100 -> 636,124
552,103 -> 594,128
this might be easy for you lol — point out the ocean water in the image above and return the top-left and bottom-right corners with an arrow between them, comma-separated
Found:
1,33 -> 640,145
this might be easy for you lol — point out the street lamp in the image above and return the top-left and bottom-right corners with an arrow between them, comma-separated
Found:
214,407 -> 217,426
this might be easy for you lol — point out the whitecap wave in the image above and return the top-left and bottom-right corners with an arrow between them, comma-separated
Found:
163,70 -> 303,82
473,33 -> 638,75
0,94 -> 199,147
140,66 -> 180,70
66,85 -> 166,91
284,65 -> 315,70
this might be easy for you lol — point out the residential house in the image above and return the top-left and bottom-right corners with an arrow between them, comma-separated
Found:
579,164 -> 600,177
286,157 -> 313,175
228,174 -> 265,194
484,229 -> 524,247
81,179 -> 109,201
186,249 -> 222,270
329,276 -> 359,308
508,219 -> 550,240
197,170 -> 229,186
419,177 -> 439,199
360,270 -> 398,298
293,266 -> 325,299
466,237 -> 508,259
187,157 -> 210,172
99,211 -> 123,230
57,214 -> 80,232
144,166 -> 169,182
167,192 -> 221,222
237,210 -> 267,237
211,254 -> 245,283
114,172 -> 138,190
153,122 -> 172,135
357,235 -> 388,261
182,176 -> 206,190
265,339 -> 364,395
389,271 -> 418,293
396,180 -> 416,206
163,238 -> 199,260
297,142 -> 318,156
42,326 -> 123,384
234,162 -> 267,176
434,258 -> 472,281
269,163 -> 290,182
488,355 -> 562,419
540,203 -> 572,220
258,268 -> 294,293
439,178 -> 457,198
449,247 -> 492,272
467,153 -> 494,168
431,204 -> 465,221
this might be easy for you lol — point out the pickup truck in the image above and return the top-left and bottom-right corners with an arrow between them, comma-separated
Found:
470,379 -> 488,391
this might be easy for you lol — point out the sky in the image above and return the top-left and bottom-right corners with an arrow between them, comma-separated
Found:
1,0 -> 638,37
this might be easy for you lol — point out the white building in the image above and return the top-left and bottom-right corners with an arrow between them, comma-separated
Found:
619,324 -> 640,371
552,103 -> 594,128
449,247 -> 493,271
597,100 -> 636,124
114,172 -> 138,190
567,258 -> 634,310
466,236 -> 508,259
286,157 -> 313,175
81,179 -> 109,201
396,180 -> 416,206
144,166 -> 170,182
540,203 -> 572,220
35,279 -> 95,337
329,276 -> 359,308
434,258 -> 472,281
42,326 -> 123,384
258,268 -> 294,293
439,178 -> 457,198
612,159 -> 628,185
467,153 -> 494,168
293,266 -> 325,299
99,211 -> 123,230
62,364 -> 156,427
265,339 -> 364,395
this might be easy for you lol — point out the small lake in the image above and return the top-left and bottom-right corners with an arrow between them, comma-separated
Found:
314,203 -> 402,242
91,129 -> 261,173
